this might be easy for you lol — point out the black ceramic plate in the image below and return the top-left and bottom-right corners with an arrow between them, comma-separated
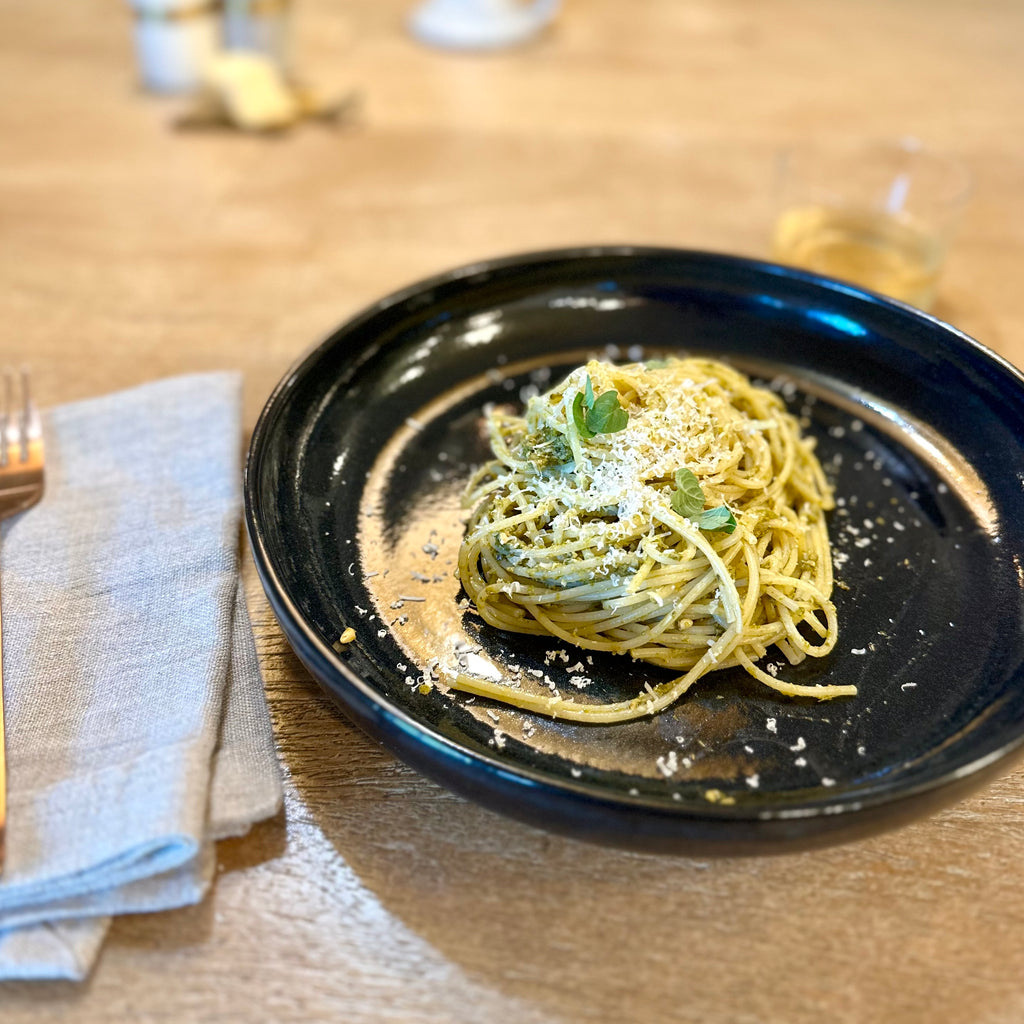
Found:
245,247 -> 1024,854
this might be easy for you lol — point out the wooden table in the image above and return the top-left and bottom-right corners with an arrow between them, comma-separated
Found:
3,1 -> 1024,1020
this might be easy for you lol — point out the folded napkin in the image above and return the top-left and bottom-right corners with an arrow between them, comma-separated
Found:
0,373 -> 282,981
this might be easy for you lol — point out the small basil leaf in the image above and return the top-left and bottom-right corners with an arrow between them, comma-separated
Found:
587,391 -> 629,434
670,488 -> 693,517
584,374 -> 595,409
572,391 -> 595,439
698,506 -> 737,534
671,467 -> 705,518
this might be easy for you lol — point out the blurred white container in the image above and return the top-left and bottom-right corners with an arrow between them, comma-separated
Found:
409,0 -> 560,50
129,0 -> 221,93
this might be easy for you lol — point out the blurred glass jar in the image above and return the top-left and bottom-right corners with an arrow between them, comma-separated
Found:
223,0 -> 292,72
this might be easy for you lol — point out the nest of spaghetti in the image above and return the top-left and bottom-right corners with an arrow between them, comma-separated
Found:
455,357 -> 852,723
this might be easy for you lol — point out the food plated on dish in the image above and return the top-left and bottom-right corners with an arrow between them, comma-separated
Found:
454,356 -> 851,721
245,247 -> 1024,853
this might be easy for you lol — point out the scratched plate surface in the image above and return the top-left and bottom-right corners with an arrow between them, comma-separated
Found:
245,247 -> 1024,853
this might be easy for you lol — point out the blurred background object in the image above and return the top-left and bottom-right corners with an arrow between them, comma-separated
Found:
129,0 -> 294,96
195,50 -> 299,128
173,50 -> 356,132
224,0 -> 293,70
128,0 -> 221,92
408,0 -> 560,50
771,137 -> 972,310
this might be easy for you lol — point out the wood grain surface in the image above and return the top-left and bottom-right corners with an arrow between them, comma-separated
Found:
2,1 -> 1024,1020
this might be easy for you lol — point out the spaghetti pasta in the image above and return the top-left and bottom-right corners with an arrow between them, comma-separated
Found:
454,357 -> 852,723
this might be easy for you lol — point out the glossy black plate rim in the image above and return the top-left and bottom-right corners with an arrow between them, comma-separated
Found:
245,244 -> 1024,854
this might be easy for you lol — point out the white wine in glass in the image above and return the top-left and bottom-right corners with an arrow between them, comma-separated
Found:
772,204 -> 945,310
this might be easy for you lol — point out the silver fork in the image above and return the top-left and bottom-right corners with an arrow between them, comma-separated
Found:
0,368 -> 45,872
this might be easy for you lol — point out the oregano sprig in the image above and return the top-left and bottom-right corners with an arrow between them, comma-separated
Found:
670,468 -> 737,534
572,375 -> 629,439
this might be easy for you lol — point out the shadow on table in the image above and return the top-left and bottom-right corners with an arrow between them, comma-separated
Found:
282,694 -> 1024,1024
102,813 -> 288,952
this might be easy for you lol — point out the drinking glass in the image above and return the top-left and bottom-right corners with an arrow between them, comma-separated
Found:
770,137 -> 972,311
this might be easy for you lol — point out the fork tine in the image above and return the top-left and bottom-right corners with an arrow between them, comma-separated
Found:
0,367 -> 43,874
0,368 -> 10,469
19,367 -> 33,463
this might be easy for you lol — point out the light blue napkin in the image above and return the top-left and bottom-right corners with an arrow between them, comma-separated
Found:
0,373 -> 282,981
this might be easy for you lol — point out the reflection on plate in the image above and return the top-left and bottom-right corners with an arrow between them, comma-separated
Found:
245,247 -> 1024,854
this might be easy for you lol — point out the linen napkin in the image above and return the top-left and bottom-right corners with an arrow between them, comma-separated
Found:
0,372 -> 282,981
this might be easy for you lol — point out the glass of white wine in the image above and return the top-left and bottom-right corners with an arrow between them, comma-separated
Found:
771,138 -> 972,311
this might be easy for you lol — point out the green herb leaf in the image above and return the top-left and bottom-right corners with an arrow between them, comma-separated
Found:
572,391 -> 594,439
671,468 -> 737,533
572,375 -> 628,438
671,468 -> 705,518
588,391 -> 629,434
698,506 -> 737,534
